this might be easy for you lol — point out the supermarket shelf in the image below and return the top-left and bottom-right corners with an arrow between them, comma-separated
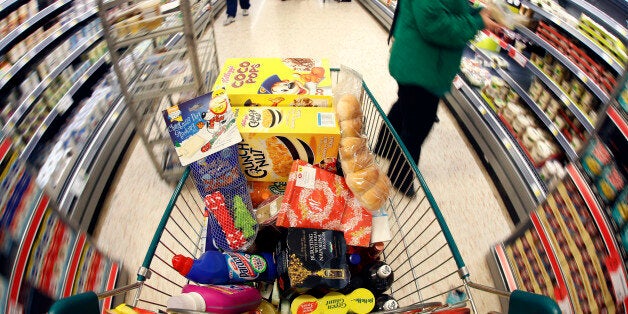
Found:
61,233 -> 86,297
19,56 -> 107,161
488,243 -> 518,311
566,0 -> 628,41
1,30 -> 103,135
607,104 -> 628,139
473,45 -> 579,161
0,0 -> 73,54
445,76 -> 546,223
6,194 -> 48,313
521,0 -> 624,73
0,8 -> 98,91
566,163 -> 628,303
0,138 -> 11,163
0,0 -> 22,17
517,26 -> 611,104
356,0 -> 393,30
58,97 -> 133,230
529,211 -> 574,313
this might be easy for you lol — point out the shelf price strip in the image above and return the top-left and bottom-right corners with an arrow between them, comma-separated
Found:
607,106 -> 628,140
530,211 -> 573,313
567,164 -> 628,304
7,195 -> 49,311
102,262 -> 119,313
494,243 -> 518,291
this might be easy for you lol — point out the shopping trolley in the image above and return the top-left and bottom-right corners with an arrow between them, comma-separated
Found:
49,68 -> 559,314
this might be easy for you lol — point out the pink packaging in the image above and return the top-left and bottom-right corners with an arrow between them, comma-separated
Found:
167,284 -> 261,314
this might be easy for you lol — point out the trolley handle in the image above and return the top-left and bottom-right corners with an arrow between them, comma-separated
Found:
468,281 -> 560,314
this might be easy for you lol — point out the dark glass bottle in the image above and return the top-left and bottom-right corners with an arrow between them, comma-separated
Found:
375,294 -> 399,311
366,261 -> 394,294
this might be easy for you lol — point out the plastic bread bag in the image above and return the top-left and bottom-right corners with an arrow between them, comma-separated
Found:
189,144 -> 258,251
333,65 -> 363,106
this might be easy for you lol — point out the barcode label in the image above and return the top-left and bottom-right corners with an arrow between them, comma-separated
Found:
318,112 -> 336,127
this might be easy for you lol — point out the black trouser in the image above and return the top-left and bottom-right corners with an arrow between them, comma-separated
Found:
376,84 -> 440,191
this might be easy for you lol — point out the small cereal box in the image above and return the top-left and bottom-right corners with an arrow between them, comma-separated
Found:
235,106 -> 340,182
213,58 -> 333,107
162,88 -> 242,166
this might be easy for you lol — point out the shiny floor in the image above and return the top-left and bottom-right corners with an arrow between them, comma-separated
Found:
93,1 -> 516,312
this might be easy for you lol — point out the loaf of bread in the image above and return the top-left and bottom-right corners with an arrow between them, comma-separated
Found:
336,94 -> 362,121
356,175 -> 391,211
346,165 -> 380,194
340,117 -> 363,138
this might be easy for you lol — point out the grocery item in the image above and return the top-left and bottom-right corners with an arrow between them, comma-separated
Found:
167,284 -> 262,314
213,58 -> 333,107
106,303 -> 154,314
581,138 -> 613,179
365,261 -> 394,294
276,160 -> 372,246
255,195 -> 283,224
172,251 -> 276,284
290,288 -> 375,314
375,294 -> 399,311
611,189 -> 628,227
236,106 -> 341,182
162,89 -> 242,166
596,163 -> 625,203
275,228 -> 350,294
249,181 -> 287,208
204,191 -> 257,250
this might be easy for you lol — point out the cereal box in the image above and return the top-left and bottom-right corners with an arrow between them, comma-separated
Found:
235,106 -> 340,182
162,88 -> 242,166
213,58 -> 333,107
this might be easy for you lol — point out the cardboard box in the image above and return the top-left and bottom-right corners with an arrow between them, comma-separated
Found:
235,106 -> 340,181
213,58 -> 333,107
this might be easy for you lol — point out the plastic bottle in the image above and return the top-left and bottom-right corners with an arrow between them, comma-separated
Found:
172,251 -> 276,284
375,294 -> 399,311
167,284 -> 261,314
290,288 -> 375,314
366,261 -> 394,294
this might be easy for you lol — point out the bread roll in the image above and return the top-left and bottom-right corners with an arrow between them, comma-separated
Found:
357,175 -> 391,211
339,138 -> 369,161
341,150 -> 374,173
336,94 -> 362,121
340,117 -> 363,138
346,165 -> 380,194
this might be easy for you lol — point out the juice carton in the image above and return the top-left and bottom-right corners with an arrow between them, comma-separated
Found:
213,58 -> 333,107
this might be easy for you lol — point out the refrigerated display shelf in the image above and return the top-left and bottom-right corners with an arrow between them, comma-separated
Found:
565,163 -> 628,307
356,0 -> 393,29
566,0 -> 628,40
521,0 -> 624,73
19,55 -> 107,161
472,45 -> 579,162
517,26 -> 611,104
0,0 -> 73,54
448,74 -> 546,222
2,30 -> 103,135
0,8 -> 98,90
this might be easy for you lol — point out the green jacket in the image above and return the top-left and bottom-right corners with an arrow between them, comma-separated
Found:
389,0 -> 485,96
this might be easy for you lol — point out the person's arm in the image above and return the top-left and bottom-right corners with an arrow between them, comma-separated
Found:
412,0 -> 487,49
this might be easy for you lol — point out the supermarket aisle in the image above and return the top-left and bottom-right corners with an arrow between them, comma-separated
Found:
93,1 -> 515,312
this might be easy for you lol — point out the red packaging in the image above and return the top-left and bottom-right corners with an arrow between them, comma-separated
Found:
276,160 -> 372,247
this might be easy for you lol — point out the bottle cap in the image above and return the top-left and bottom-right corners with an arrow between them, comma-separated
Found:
376,264 -> 392,278
167,292 -> 205,311
172,254 -> 194,276
381,299 -> 399,310
348,253 -> 361,265
346,288 -> 375,314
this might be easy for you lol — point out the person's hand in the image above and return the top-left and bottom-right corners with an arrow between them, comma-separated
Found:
480,8 -> 503,33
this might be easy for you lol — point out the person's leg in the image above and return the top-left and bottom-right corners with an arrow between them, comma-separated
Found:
239,0 -> 250,10
386,84 -> 439,196
226,0 -> 236,17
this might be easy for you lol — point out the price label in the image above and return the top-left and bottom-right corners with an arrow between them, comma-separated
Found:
550,16 -> 561,26
577,71 -> 588,83
43,77 -> 51,85
502,138 -> 512,149
70,170 -> 88,196
602,53 -> 614,64
16,58 -> 26,68
560,94 -> 570,105
19,24 -> 29,32
57,95 -> 72,113
532,184 -> 541,197
479,105 -> 487,115
453,76 -> 463,90
509,48 -> 527,67
550,126 -> 559,136
55,29 -> 63,37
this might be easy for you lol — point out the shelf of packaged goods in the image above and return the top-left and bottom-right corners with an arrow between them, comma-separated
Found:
520,0 -> 624,73
566,163 -> 628,305
0,8 -> 98,91
356,0 -> 393,30
448,75 -> 546,221
5,194 -> 48,313
110,0 -> 211,50
566,0 -> 628,41
492,243 -> 519,292
529,211 -> 575,313
1,31 -> 103,136
61,233 -> 86,298
472,45 -> 579,162
607,105 -> 628,140
0,0 -> 21,17
517,26 -> 611,104
19,55 -> 107,162
0,0 -> 73,55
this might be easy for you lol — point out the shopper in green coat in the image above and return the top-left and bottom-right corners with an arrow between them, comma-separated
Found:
378,0 -> 502,196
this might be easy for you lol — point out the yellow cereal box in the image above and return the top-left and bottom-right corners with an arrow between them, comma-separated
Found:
213,58 -> 333,107
235,106 -> 340,181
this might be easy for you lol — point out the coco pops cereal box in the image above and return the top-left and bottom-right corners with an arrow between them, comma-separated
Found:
235,106 -> 340,182
213,58 -> 333,107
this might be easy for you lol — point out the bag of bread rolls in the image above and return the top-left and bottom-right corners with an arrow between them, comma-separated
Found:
355,175 -> 391,212
340,117 -> 364,138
